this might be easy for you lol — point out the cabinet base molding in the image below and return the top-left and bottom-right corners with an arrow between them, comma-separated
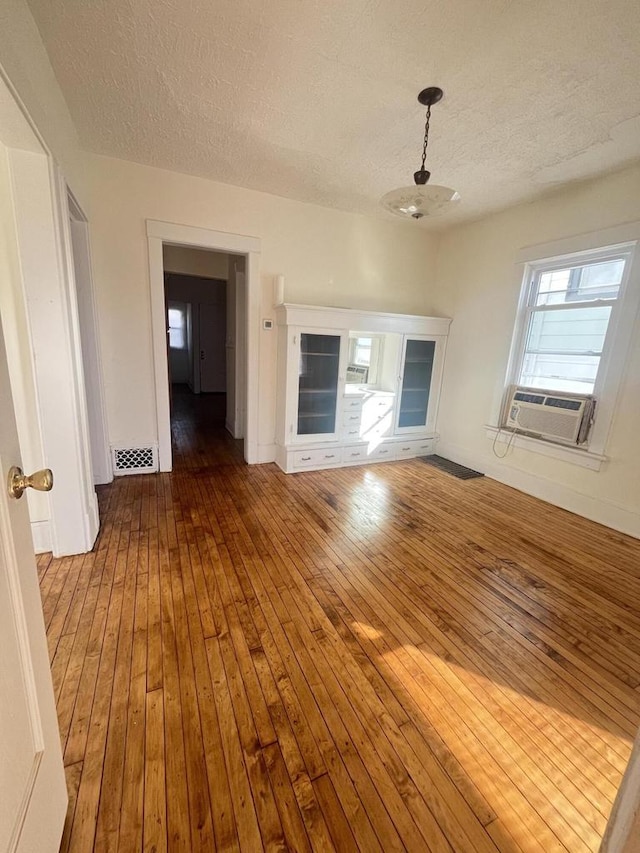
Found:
275,436 -> 437,474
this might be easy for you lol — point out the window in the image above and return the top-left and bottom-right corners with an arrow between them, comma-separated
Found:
168,304 -> 187,350
517,252 -> 628,394
497,229 -> 640,466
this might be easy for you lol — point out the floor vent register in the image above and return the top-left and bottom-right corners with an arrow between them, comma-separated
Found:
418,455 -> 484,480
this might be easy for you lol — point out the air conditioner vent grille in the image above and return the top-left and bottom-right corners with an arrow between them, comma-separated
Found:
504,386 -> 595,445
515,406 -> 580,440
111,445 -> 158,476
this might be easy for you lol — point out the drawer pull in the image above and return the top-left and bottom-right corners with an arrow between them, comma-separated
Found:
324,454 -> 336,459
301,456 -> 311,461
401,446 -> 410,451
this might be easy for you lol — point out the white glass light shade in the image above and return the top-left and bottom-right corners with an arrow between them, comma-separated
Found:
380,184 -> 460,219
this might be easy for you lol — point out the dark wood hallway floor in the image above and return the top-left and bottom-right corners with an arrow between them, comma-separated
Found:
40,387 -> 640,851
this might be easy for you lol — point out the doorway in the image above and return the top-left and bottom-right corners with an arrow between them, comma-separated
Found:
147,220 -> 261,470
163,245 -> 242,455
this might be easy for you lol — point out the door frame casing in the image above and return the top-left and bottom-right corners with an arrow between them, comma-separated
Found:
146,220 -> 260,469
0,62 -> 100,556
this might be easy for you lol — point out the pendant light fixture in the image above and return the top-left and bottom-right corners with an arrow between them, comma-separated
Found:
381,87 -> 460,220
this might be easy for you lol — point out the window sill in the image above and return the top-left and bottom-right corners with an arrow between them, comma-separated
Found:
484,426 -> 606,471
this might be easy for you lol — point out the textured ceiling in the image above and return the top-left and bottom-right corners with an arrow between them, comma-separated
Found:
26,0 -> 640,227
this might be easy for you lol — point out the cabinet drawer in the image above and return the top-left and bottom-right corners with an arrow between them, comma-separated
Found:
367,444 -> 397,462
342,425 -> 362,441
395,438 -> 435,458
342,445 -> 368,463
342,397 -> 364,412
364,397 -> 394,411
342,411 -> 363,427
292,448 -> 341,468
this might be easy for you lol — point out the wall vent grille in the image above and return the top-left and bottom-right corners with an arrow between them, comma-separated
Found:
111,445 -> 158,476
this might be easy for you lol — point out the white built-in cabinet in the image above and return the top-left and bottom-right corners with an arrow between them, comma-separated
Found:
275,304 -> 450,473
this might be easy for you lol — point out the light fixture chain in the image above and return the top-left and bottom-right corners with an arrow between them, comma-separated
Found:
380,86 -> 459,219
420,104 -> 431,171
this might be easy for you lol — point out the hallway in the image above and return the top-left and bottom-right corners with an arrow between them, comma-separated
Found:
170,384 -> 240,470
40,402 -> 640,851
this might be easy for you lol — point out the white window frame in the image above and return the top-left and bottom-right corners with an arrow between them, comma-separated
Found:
517,249 -> 627,396
492,223 -> 640,469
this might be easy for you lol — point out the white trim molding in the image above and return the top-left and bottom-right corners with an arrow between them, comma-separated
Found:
516,222 -> 640,265
277,302 -> 452,336
484,426 -> 607,471
146,220 -> 261,470
146,220 -> 260,254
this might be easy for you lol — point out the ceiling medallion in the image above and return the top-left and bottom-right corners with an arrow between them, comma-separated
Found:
381,86 -> 460,220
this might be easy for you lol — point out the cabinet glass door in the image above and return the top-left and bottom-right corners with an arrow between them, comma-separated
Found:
398,338 -> 435,429
297,333 -> 341,436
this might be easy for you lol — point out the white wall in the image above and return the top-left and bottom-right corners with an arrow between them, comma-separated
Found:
434,162 -> 640,536
163,245 -> 229,279
87,154 -> 439,457
0,0 -> 87,206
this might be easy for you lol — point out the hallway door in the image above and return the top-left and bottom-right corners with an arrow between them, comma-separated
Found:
0,321 -> 67,851
199,301 -> 226,392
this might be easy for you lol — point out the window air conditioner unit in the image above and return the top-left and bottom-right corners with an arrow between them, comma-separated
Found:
503,386 -> 595,445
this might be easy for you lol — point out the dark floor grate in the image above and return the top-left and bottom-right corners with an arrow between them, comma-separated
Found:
418,455 -> 484,480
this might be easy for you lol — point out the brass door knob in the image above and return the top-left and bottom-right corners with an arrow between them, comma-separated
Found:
8,466 -> 54,500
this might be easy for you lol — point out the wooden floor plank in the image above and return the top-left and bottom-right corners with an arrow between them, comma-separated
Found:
205,636 -> 265,852
42,386 -> 640,852
143,689 -> 167,853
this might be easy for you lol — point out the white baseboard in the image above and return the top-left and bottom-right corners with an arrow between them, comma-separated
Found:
257,443 -> 276,464
32,520 -> 52,554
437,440 -> 640,540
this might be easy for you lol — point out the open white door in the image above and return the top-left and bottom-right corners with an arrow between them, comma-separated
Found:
0,317 -> 67,851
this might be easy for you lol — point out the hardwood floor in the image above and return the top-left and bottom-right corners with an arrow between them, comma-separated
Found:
40,386 -> 640,851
